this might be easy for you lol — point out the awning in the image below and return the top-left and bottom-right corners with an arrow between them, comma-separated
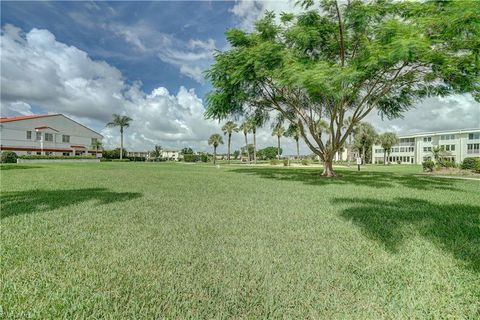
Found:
71,145 -> 87,149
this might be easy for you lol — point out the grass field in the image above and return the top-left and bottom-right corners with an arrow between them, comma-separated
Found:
1,162 -> 479,318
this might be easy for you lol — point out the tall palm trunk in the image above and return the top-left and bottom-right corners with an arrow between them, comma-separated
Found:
277,136 -> 281,159
296,138 -> 300,160
120,127 -> 124,160
253,129 -> 257,164
362,147 -> 366,165
213,146 -> 217,165
383,149 -> 386,165
244,133 -> 250,163
227,133 -> 232,164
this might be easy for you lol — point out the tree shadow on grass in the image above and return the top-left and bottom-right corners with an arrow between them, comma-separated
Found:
229,167 -> 461,191
0,165 -> 43,170
334,197 -> 480,272
1,188 -> 142,219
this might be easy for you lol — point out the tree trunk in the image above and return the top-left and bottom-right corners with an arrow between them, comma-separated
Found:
213,146 -> 217,165
296,138 -> 300,160
253,131 -> 257,164
120,127 -> 124,160
228,133 -> 231,164
362,147 -> 365,165
383,150 -> 386,165
277,136 -> 281,159
244,133 -> 250,164
322,156 -> 336,177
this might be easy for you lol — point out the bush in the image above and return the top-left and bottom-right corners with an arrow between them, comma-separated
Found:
200,154 -> 209,163
112,159 -> 130,162
422,160 -> 435,172
19,155 -> 95,160
283,159 -> 290,166
396,160 -> 402,164
270,159 -> 280,165
183,154 -> 200,162
100,158 -> 112,162
1,151 -> 18,163
301,159 -> 310,166
461,157 -> 479,170
127,156 -> 146,162
377,160 -> 384,165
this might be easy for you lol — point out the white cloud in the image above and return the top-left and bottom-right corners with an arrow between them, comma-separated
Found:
0,24 -> 222,151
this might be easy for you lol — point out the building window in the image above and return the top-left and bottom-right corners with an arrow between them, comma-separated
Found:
423,137 -> 432,142
423,147 -> 432,152
400,147 -> 405,152
408,147 -> 414,152
44,133 -> 54,142
468,133 -> 480,140
423,156 -> 431,161
62,135 -> 70,143
26,131 -> 32,139
467,143 -> 480,154
45,151 -> 53,155
451,145 -> 455,151
440,134 -> 455,140
36,152 -> 41,155
62,152 -> 70,156
36,132 -> 42,140
394,148 -> 399,152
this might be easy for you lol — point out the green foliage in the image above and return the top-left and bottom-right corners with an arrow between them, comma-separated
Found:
377,132 -> 399,157
112,159 -> 130,162
258,146 -> 282,160
422,160 -> 435,172
102,148 -> 127,159
183,154 -> 200,162
205,0 -> 479,175
353,122 -> 377,163
181,147 -> 194,155
301,159 -> 311,166
270,159 -> 280,165
150,145 -> 162,159
19,155 -> 95,160
208,134 -> 224,148
1,151 -> 18,163
461,157 -> 480,170
106,114 -> 133,130
200,154 -> 209,163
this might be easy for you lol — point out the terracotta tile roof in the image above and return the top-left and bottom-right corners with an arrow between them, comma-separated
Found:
0,114 -> 60,123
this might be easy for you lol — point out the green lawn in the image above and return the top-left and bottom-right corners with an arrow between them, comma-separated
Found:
1,163 -> 479,318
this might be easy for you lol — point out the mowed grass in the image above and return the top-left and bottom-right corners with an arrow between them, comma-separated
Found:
1,162 -> 479,318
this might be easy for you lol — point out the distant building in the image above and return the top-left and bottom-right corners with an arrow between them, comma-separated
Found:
0,114 -> 103,157
127,151 -> 150,158
162,150 -> 180,161
372,128 -> 480,164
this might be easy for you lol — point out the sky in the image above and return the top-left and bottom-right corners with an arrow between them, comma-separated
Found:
1,0 -> 479,154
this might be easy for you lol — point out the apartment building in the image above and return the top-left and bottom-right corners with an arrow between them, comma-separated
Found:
372,128 -> 480,164
0,114 -> 103,156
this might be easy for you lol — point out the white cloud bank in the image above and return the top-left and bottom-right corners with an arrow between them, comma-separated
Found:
0,24 -> 221,151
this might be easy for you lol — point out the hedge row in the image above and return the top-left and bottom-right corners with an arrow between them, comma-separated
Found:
18,155 -> 96,160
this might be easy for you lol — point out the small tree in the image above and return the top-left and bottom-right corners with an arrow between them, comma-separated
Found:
106,114 -> 132,160
221,121 -> 238,164
239,121 -> 252,163
353,123 -> 377,164
377,132 -> 399,165
150,145 -> 162,161
285,124 -> 301,160
272,126 -> 286,159
208,134 -> 224,165
91,140 -> 103,157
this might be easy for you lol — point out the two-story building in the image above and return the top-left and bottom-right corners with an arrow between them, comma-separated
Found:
0,114 -> 103,157
372,128 -> 480,164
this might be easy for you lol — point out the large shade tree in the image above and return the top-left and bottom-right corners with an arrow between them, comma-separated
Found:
205,0 -> 479,176
208,134 -> 224,165
221,121 -> 238,163
106,114 -> 132,160
377,132 -> 398,164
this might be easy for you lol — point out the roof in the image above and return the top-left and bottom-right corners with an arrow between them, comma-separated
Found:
35,126 -> 59,132
0,114 -> 60,123
398,128 -> 480,139
0,113 -> 103,137
71,145 -> 87,149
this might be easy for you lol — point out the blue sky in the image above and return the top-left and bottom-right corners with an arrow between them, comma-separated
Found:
1,1 -> 478,153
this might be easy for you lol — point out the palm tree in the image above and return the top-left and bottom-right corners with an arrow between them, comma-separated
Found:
272,126 -> 286,159
221,121 -> 238,164
106,114 -> 132,160
239,121 -> 252,163
208,133 -> 224,165
150,145 -> 162,161
91,140 -> 102,157
377,132 -> 398,165
285,124 -> 301,160
343,116 -> 358,164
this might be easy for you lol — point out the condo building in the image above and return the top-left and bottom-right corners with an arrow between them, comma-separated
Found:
372,128 -> 480,164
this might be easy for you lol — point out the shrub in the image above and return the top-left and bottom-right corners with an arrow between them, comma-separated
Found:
270,159 -> 280,165
396,160 -> 402,164
1,151 -> 18,163
422,160 -> 434,172
301,159 -> 310,166
377,160 -> 384,165
112,159 -> 130,162
183,154 -> 200,162
461,157 -> 479,170
19,155 -> 95,160
283,159 -> 290,166
200,154 -> 209,163
100,158 -> 112,162
127,156 -> 146,162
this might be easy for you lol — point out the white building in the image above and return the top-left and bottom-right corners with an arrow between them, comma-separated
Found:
0,114 -> 103,156
372,128 -> 480,164
161,150 -> 180,160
